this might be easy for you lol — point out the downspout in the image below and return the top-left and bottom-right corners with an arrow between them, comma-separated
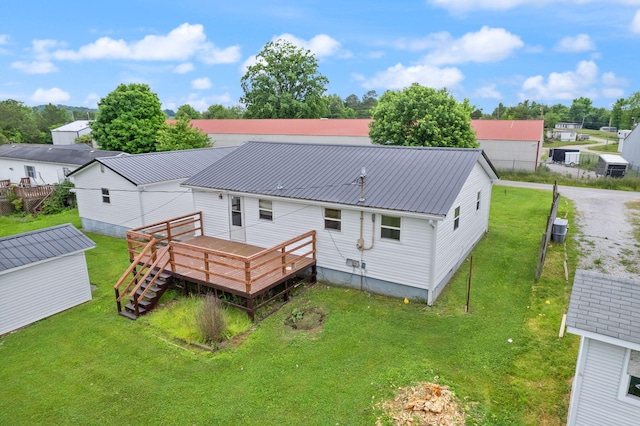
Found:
138,186 -> 146,227
428,219 -> 437,305
358,211 -> 375,291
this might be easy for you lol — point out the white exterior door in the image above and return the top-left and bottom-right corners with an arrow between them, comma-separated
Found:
229,196 -> 246,242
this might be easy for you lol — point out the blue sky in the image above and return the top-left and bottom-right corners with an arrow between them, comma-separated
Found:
1,0 -> 639,114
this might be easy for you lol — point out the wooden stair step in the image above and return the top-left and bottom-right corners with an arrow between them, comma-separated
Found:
118,310 -> 139,320
124,303 -> 147,315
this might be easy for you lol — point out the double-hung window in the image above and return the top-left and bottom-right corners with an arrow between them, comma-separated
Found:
259,199 -> 273,221
381,215 -> 401,241
454,206 -> 461,230
324,208 -> 341,231
101,188 -> 110,204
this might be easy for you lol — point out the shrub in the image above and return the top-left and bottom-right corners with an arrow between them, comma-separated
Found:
196,294 -> 227,343
40,181 -> 75,215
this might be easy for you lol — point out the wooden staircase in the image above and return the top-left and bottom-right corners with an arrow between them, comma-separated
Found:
114,239 -> 173,320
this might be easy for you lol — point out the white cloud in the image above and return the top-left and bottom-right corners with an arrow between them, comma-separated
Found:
602,71 -> 627,86
83,93 -> 100,108
424,27 -> 524,65
11,61 -> 58,74
554,34 -> 595,52
631,10 -> 640,33
429,0 -> 640,13
520,60 -> 600,100
0,34 -> 8,53
191,77 -> 212,90
50,23 -> 241,64
273,33 -> 343,58
474,84 -> 502,99
602,87 -> 625,98
361,63 -> 464,90
30,88 -> 70,103
173,62 -> 194,74
180,92 -> 233,111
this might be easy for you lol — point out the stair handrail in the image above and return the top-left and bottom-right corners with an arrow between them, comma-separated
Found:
114,237 -> 158,299
129,244 -> 171,302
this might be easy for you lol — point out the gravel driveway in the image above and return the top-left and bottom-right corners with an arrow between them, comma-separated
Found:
497,180 -> 640,278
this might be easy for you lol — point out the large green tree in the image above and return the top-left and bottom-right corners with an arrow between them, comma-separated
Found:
91,83 -> 165,153
369,84 -> 477,148
240,40 -> 329,118
611,91 -> 640,130
202,104 -> 245,119
156,116 -> 211,152
175,104 -> 202,120
0,99 -> 43,144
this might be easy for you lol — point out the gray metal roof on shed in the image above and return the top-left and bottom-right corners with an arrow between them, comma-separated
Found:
51,120 -> 91,132
183,141 -> 498,216
70,146 -> 238,186
0,224 -> 95,273
0,143 -> 123,166
566,269 -> 640,345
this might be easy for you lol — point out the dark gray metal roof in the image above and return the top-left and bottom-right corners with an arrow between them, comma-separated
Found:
566,269 -> 640,345
0,143 -> 123,165
0,224 -> 95,272
69,146 -> 238,186
183,141 -> 498,216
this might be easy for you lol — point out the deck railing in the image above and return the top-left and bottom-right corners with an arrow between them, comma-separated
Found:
127,212 -> 203,260
14,185 -> 53,199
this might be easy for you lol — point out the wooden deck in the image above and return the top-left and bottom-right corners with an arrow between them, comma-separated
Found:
115,212 -> 316,319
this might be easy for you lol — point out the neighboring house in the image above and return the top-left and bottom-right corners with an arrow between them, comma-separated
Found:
182,141 -> 499,304
0,143 -> 122,185
566,270 -> 640,426
621,126 -> 640,166
0,224 -> 95,335
51,120 -> 92,145
69,146 -> 237,237
548,129 -> 577,143
185,118 -> 544,172
555,122 -> 582,129
471,120 -> 544,171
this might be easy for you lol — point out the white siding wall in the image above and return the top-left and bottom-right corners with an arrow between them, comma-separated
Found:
478,139 -> 539,171
72,163 -> 143,230
622,128 -> 640,171
433,163 -> 493,295
208,134 -> 372,147
139,180 -> 195,225
569,338 -> 640,426
193,191 -> 433,290
0,253 -> 92,335
52,130 -> 89,145
0,158 -> 75,184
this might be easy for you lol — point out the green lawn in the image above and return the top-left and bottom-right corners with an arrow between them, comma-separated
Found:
0,190 -> 579,425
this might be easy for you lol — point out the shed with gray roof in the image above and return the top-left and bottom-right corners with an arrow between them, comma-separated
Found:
0,224 -> 95,335
69,146 -> 237,237
0,143 -> 123,185
183,141 -> 499,304
566,270 -> 640,425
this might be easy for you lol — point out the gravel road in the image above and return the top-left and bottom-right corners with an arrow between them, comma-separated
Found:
497,180 -> 640,279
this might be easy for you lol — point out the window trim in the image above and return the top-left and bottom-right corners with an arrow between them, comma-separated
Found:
24,165 -> 36,179
454,206 -> 461,230
231,196 -> 242,227
618,348 -> 640,408
324,208 -> 342,231
380,214 -> 401,241
101,188 -> 110,204
258,199 -> 273,221
476,190 -> 481,211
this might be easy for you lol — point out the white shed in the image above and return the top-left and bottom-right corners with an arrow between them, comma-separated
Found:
69,146 -> 237,237
621,125 -> 640,172
0,224 -> 95,335
183,142 -> 499,304
566,270 -> 640,426
51,120 -> 92,145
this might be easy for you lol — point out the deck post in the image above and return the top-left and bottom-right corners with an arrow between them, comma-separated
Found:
281,247 -> 287,274
312,231 -> 317,259
204,252 -> 210,282
244,260 -> 251,293
169,243 -> 176,272
166,220 -> 172,242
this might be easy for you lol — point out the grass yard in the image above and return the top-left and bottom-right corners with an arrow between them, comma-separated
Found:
0,190 -> 579,425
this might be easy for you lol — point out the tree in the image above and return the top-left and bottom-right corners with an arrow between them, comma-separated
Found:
0,99 -> 42,143
612,92 -> 640,130
324,94 -> 356,118
156,115 -> 211,152
175,104 -> 202,120
240,40 -> 329,118
359,90 -> 378,118
369,84 -> 477,148
202,104 -> 245,119
91,83 -> 165,154
36,104 -> 71,143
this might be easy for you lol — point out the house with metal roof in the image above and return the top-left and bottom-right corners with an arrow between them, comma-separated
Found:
621,124 -> 640,172
566,270 -> 640,426
0,224 -> 95,335
0,143 -> 123,185
182,141 -> 499,304
68,146 -> 237,237
51,120 -> 92,145
183,118 -> 544,172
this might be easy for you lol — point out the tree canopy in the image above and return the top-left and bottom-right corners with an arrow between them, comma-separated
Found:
91,83 -> 165,154
156,116 -> 211,152
369,85 -> 477,148
0,100 -> 46,144
240,40 -> 329,118
175,104 -> 202,120
611,91 -> 640,130
202,104 -> 245,119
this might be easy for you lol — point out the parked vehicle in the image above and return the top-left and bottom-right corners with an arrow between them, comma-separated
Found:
549,148 -> 580,166
595,154 -> 629,177
577,134 -> 590,140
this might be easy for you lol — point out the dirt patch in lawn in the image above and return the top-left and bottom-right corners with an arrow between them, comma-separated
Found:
377,382 -> 466,425
283,306 -> 326,332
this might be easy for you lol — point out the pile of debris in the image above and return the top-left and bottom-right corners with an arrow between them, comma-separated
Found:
377,382 -> 466,425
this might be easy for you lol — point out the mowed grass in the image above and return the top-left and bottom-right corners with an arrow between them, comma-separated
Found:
0,190 -> 579,425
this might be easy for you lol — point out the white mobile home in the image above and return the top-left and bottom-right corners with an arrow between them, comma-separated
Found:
566,270 -> 640,426
621,125 -> 640,172
0,224 -> 95,335
51,120 -> 91,145
69,146 -> 236,237
183,142 -> 499,304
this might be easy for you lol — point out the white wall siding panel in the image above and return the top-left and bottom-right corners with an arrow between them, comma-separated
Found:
194,190 -> 231,239
140,180 -> 195,225
433,164 -> 492,296
0,158 -> 76,184
72,164 -> 143,233
0,254 -> 92,335
478,139 -> 539,172
622,129 -> 640,172
571,339 -> 640,426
